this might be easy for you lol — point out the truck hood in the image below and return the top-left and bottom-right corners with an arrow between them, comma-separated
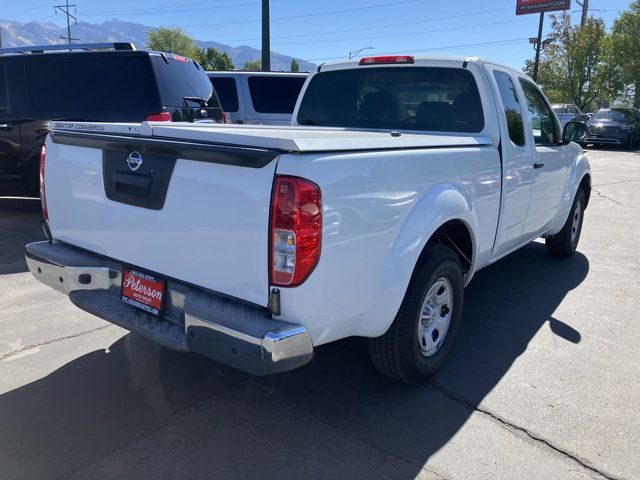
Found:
50,121 -> 495,153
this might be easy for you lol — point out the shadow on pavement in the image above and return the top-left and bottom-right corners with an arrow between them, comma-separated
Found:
0,242 -> 589,479
0,197 -> 44,274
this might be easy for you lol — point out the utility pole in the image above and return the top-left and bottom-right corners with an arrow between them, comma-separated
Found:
533,12 -> 544,83
578,0 -> 590,27
261,0 -> 270,71
54,0 -> 79,44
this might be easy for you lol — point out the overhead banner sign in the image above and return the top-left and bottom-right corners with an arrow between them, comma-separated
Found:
516,0 -> 571,15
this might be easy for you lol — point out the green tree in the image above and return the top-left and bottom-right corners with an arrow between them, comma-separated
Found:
242,59 -> 262,71
146,27 -> 199,59
290,58 -> 300,72
196,47 -> 235,71
611,1 -> 640,107
524,13 -> 621,111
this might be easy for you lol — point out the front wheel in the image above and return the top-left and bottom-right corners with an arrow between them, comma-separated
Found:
369,245 -> 464,384
545,188 -> 585,258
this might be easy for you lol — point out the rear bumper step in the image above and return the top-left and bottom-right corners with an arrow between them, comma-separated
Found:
25,240 -> 313,375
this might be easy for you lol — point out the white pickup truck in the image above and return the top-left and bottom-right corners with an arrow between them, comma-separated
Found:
27,56 -> 591,384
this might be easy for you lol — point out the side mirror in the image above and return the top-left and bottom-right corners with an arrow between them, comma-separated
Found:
562,121 -> 588,145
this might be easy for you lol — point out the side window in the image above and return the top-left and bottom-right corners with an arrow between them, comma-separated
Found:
519,80 -> 558,145
210,77 -> 239,112
247,76 -> 306,114
493,71 -> 525,146
0,64 -> 9,113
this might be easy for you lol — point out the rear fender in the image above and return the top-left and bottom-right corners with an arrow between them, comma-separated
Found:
362,182 -> 479,337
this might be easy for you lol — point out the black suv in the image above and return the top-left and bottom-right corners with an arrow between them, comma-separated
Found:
0,42 -> 223,193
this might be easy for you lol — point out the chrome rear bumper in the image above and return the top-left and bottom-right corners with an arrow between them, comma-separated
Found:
25,240 -> 313,375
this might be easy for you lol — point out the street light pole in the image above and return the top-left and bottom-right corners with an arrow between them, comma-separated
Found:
261,0 -> 270,71
533,12 -> 544,83
348,46 -> 374,60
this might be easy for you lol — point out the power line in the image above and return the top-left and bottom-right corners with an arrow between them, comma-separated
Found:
115,0 -> 426,28
54,0 -> 79,44
84,0 -> 267,16
270,18 -> 529,48
217,6 -> 514,43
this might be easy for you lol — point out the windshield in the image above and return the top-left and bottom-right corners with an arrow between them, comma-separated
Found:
552,106 -> 564,114
297,66 -> 484,133
592,109 -> 634,122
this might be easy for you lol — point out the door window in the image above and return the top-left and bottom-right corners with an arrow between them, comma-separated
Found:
519,80 -> 558,145
493,71 -> 525,146
210,77 -> 239,112
0,65 -> 9,113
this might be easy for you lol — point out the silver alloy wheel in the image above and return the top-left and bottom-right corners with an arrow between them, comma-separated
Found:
418,277 -> 453,357
571,199 -> 582,243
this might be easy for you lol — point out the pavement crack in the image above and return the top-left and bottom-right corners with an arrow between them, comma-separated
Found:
429,381 -> 622,480
0,325 -> 115,361
592,189 -> 640,209
254,383 -> 449,480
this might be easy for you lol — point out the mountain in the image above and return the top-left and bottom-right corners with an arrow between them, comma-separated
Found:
0,19 -> 315,72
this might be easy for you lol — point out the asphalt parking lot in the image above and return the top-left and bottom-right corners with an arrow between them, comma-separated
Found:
0,146 -> 638,480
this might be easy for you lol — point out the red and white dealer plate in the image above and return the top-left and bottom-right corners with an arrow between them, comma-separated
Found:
121,269 -> 165,316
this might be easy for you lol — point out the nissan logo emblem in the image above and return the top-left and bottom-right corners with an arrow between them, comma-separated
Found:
127,151 -> 143,172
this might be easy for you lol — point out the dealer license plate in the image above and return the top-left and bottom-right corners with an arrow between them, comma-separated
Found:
121,269 -> 165,316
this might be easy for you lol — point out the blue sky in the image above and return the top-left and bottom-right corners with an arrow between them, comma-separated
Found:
6,0 -> 633,69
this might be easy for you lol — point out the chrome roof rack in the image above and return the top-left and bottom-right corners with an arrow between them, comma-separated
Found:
0,42 -> 136,55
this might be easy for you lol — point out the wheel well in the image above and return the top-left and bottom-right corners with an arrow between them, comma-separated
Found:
580,174 -> 591,208
424,220 -> 473,273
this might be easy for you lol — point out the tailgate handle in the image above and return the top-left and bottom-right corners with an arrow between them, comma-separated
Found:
113,171 -> 152,196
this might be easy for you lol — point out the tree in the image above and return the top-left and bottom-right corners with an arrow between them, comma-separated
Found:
611,1 -> 640,107
242,59 -> 262,71
196,47 -> 235,71
146,27 -> 199,59
290,58 -> 300,72
524,13 -> 621,111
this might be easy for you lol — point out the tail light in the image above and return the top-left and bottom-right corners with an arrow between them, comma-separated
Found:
359,55 -> 414,65
145,112 -> 172,122
39,145 -> 48,221
270,175 -> 322,287
221,112 -> 229,124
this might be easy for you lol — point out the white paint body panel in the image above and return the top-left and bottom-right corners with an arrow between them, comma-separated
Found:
43,56 -> 591,348
45,140 -> 277,307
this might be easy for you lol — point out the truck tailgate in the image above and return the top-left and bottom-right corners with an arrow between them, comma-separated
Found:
44,132 -> 279,307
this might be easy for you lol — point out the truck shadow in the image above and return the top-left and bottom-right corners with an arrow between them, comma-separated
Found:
0,196 -> 44,274
0,242 -> 588,479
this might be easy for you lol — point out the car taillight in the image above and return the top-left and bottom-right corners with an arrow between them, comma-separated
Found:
39,145 -> 48,221
145,112 -> 172,122
359,55 -> 414,65
270,175 -> 322,287
221,112 -> 229,124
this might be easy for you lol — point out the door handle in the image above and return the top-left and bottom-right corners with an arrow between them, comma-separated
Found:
533,162 -> 545,169
0,124 -> 11,130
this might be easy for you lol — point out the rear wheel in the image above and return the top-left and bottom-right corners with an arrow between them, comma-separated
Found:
545,188 -> 585,258
369,245 -> 464,384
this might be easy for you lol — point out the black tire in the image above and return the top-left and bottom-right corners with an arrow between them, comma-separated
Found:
625,135 -> 634,150
545,188 -> 585,258
369,245 -> 464,384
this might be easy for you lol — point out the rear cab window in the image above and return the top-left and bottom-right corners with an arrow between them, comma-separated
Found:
493,71 -> 525,146
247,76 -> 306,114
297,67 -> 484,132
25,53 -> 159,114
150,55 -> 215,109
209,76 -> 239,112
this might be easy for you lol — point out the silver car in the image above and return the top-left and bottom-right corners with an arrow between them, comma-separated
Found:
207,71 -> 308,125
552,103 -> 589,128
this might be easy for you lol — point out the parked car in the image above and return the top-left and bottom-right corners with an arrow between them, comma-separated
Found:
551,103 -> 589,128
27,55 -> 591,384
583,108 -> 640,149
207,71 -> 307,125
0,42 -> 222,193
